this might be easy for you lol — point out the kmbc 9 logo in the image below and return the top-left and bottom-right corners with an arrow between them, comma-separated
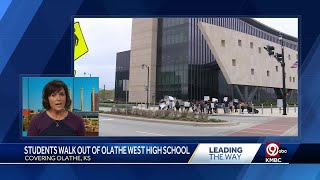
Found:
265,142 -> 287,163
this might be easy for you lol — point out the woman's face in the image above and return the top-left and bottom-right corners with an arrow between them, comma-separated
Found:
48,88 -> 66,112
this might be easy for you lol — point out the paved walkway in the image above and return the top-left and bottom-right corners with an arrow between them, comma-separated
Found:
209,107 -> 297,117
227,117 -> 297,136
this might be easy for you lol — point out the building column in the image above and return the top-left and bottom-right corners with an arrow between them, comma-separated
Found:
247,87 -> 258,102
80,87 -> 84,111
92,88 -> 95,111
69,88 -> 72,112
129,18 -> 158,103
234,85 -> 245,102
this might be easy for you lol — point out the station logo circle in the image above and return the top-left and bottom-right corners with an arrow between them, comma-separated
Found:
266,143 -> 279,157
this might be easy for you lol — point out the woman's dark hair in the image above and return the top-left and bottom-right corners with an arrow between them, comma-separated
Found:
42,80 -> 71,110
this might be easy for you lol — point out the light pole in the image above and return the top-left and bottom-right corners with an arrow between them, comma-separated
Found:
279,35 -> 287,115
264,35 -> 287,115
84,72 -> 92,77
142,64 -> 149,109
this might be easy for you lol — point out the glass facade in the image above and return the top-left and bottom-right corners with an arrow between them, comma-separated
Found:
156,18 -> 190,101
156,18 -> 298,103
115,50 -> 130,102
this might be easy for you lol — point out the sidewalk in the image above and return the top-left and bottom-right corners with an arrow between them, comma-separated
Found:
209,108 -> 297,118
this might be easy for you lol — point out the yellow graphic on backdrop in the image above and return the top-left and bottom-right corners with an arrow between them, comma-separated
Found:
74,22 -> 88,61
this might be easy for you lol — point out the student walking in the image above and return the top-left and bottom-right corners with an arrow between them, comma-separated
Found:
240,101 -> 245,113
233,99 -> 239,112
200,100 -> 205,113
184,100 -> 190,112
223,97 -> 229,114
208,100 -> 213,114
175,101 -> 180,111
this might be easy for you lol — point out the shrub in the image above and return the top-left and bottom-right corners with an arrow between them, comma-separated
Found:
127,108 -> 133,115
164,110 -> 172,117
110,107 -> 117,114
186,112 -> 196,120
173,111 -> 181,119
107,107 -> 225,123
199,113 -> 209,120
154,110 -> 163,118
137,109 -> 144,116
167,111 -> 177,119
180,111 -> 189,119
158,110 -> 168,119
131,108 -> 139,115
116,107 -> 122,114
146,110 -> 154,118
149,111 -> 158,118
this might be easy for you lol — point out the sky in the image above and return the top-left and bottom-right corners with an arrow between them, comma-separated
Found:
253,18 -> 298,38
74,18 -> 132,90
74,18 -> 298,90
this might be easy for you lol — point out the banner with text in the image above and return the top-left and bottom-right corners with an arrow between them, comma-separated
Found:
0,143 -> 307,163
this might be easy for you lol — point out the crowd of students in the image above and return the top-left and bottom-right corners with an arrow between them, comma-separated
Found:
158,98 -> 258,114
159,99 -> 217,114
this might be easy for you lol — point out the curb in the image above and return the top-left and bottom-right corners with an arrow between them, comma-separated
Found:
100,113 -> 239,127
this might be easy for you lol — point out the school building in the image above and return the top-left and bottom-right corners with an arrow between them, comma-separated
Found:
115,18 -> 298,104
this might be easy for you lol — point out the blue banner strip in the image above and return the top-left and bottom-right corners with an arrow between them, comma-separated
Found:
0,143 -> 316,164
0,144 -> 197,163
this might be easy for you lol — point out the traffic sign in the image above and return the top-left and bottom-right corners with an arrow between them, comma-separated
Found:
74,22 -> 89,61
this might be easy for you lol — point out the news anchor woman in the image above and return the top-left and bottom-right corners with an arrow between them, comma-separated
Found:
28,80 -> 85,136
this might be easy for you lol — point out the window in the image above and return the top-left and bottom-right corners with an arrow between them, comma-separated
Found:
267,70 -> 270,77
251,68 -> 254,75
258,47 -> 261,53
293,77 -> 295,83
290,77 -> 292,82
276,66 -> 278,72
250,42 -> 253,49
221,40 -> 225,47
288,54 -> 291,60
238,40 -> 242,46
119,80 -> 123,87
232,59 -> 236,66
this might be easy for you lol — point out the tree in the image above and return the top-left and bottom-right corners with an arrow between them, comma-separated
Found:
99,89 -> 114,102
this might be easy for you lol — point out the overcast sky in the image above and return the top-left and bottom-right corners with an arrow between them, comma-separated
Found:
74,18 -> 298,90
254,18 -> 298,38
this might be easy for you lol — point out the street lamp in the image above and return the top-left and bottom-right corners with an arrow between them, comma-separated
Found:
84,72 -> 92,77
141,64 -> 149,109
264,35 -> 287,115
279,35 -> 287,115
